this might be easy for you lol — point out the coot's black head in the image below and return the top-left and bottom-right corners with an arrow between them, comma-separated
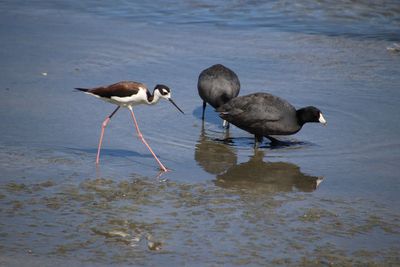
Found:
297,106 -> 327,126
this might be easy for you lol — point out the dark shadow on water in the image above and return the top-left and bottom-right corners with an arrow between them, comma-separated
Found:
215,150 -> 322,193
214,136 -> 312,150
267,139 -> 310,149
193,105 -> 223,127
66,147 -> 149,158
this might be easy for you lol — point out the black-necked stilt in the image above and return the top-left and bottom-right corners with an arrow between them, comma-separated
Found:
217,92 -> 327,148
197,64 -> 240,128
75,81 -> 184,172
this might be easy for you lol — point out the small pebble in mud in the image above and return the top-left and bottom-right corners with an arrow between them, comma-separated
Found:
387,43 -> 400,53
130,236 -> 141,247
108,230 -> 129,238
147,241 -> 162,251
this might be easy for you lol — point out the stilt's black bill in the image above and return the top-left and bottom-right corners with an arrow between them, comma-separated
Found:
169,99 -> 184,114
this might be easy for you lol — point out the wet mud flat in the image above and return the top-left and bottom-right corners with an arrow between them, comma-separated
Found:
0,146 -> 399,266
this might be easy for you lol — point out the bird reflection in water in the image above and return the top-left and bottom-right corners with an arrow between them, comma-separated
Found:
216,150 -> 322,193
194,126 -> 237,175
195,129 -> 322,193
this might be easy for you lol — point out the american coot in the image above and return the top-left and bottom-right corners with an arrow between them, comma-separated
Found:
217,92 -> 326,148
198,64 -> 240,128
75,81 -> 184,171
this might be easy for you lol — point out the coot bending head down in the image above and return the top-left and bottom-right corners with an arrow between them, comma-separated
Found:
217,92 -> 326,148
198,64 -> 240,128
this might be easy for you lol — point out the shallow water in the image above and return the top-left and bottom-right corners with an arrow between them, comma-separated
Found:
1,1 -> 400,266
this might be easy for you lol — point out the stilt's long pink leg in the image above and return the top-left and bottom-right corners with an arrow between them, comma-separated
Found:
96,106 -> 120,164
128,106 -> 168,172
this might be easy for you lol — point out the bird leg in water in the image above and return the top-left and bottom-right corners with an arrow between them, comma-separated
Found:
201,101 -> 206,120
222,120 -> 230,129
96,106 -> 120,164
254,135 -> 263,149
128,106 -> 168,172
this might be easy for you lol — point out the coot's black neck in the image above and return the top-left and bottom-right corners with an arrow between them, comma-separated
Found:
296,107 -> 311,126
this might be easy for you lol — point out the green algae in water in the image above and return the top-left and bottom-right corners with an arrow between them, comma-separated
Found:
299,208 -> 338,223
5,183 -> 29,193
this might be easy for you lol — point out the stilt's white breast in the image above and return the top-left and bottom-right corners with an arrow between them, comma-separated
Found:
110,89 -> 149,107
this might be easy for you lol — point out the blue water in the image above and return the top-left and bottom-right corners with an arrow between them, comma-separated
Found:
0,1 -> 399,266
2,0 -> 399,40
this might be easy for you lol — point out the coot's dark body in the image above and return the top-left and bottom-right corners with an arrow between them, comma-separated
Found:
217,92 -> 326,147
198,64 -> 240,127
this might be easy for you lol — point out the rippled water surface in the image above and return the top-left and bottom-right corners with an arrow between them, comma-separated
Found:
1,1 -> 399,266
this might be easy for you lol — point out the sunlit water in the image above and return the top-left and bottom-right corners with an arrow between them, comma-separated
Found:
0,1 -> 399,266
